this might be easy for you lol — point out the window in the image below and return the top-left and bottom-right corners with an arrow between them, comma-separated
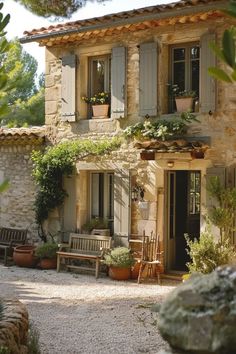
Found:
188,171 -> 201,215
90,172 -> 114,229
170,43 -> 200,112
89,56 -> 110,97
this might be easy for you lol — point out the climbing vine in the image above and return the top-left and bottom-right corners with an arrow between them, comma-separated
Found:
32,138 -> 121,240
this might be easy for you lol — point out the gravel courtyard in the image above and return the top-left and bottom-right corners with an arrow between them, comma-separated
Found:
0,265 -> 177,354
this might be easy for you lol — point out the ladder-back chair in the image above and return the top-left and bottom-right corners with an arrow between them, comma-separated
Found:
138,233 -> 163,284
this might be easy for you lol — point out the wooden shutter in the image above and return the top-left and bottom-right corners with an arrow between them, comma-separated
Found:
61,54 -> 77,122
200,32 -> 216,114
113,169 -> 130,244
139,42 -> 158,117
111,47 -> 126,119
205,167 -> 225,209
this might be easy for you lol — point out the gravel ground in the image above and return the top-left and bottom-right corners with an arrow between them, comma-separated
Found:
0,265 -> 177,354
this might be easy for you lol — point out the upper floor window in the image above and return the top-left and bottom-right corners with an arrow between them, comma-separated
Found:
170,43 -> 200,113
89,55 -> 111,98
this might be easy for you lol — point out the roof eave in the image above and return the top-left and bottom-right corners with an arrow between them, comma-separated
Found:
20,1 -> 227,44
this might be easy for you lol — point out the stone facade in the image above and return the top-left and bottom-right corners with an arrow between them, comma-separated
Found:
17,2 -> 236,270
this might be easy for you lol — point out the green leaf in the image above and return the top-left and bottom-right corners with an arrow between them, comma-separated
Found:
231,69 -> 236,81
208,67 -> 233,83
209,42 -> 228,64
0,179 -> 9,193
222,29 -> 236,68
0,14 -> 10,32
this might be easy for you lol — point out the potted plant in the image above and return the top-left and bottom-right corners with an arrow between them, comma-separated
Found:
35,242 -> 58,269
171,84 -> 196,113
81,217 -> 110,235
103,247 -> 135,280
82,92 -> 110,118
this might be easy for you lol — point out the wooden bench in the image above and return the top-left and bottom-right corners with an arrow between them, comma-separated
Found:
0,227 -> 28,266
57,233 -> 112,279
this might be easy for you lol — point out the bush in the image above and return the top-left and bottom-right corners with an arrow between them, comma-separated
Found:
35,243 -> 58,259
28,322 -> 41,354
185,229 -> 236,274
103,247 -> 135,268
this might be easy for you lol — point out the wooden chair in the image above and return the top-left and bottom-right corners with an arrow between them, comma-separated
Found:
138,233 -> 163,284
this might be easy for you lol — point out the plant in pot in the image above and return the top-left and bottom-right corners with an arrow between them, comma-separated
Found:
103,247 -> 135,280
35,243 -> 58,269
82,92 -> 110,119
171,84 -> 196,113
81,217 -> 110,235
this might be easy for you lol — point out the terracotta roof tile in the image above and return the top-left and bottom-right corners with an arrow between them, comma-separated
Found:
0,126 -> 46,146
21,0 -> 225,43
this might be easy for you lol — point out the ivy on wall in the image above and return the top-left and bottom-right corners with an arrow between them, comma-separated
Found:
31,138 -> 121,240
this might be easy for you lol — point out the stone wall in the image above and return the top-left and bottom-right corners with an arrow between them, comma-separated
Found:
0,298 -> 28,354
0,144 -> 40,242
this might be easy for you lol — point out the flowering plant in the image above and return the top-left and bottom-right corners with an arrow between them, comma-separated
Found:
81,92 -> 110,105
171,84 -> 196,98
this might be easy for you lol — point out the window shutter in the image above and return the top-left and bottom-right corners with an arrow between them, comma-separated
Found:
200,32 -> 216,114
139,42 -> 158,117
111,47 -> 126,119
61,54 -> 77,122
205,167 -> 225,209
113,169 -> 130,242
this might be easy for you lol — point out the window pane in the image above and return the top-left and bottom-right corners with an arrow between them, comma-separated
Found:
91,173 -> 100,217
191,46 -> 199,59
191,60 -> 199,96
173,48 -> 185,61
173,62 -> 185,91
92,59 -> 105,95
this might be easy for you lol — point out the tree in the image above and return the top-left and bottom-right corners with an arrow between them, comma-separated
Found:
15,0 -> 108,18
0,37 -> 45,127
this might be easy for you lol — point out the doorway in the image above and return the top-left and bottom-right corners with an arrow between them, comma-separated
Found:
166,170 -> 201,271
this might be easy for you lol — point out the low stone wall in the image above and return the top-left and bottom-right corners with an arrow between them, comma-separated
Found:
0,298 -> 28,354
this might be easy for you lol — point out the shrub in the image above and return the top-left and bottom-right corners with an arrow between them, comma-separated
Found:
35,243 -> 58,259
185,229 -> 236,274
103,247 -> 135,268
28,322 -> 41,354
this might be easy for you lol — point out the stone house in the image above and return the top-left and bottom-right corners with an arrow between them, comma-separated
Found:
19,0 -> 236,272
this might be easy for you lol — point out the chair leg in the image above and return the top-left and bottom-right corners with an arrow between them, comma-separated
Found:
4,248 -> 8,266
138,263 -> 145,284
57,255 -> 60,272
95,258 -> 100,279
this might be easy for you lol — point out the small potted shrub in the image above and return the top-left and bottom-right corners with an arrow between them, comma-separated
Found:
35,243 -> 58,269
81,92 -> 110,118
103,247 -> 135,280
171,84 -> 196,113
82,217 -> 110,235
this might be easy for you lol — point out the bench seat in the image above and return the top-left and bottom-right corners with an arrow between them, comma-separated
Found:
57,233 -> 112,279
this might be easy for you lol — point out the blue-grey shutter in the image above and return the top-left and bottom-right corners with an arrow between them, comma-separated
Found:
63,173 -> 77,236
61,54 -> 77,122
206,167 -> 225,209
139,42 -> 158,117
200,32 -> 216,114
111,47 -> 126,119
113,169 -> 130,245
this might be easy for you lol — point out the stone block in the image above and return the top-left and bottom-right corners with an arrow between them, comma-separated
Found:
45,101 -> 58,115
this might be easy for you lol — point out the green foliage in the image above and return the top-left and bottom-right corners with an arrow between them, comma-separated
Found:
0,179 -> 9,193
185,229 -> 235,274
32,138 -> 121,231
16,0 -> 108,18
27,322 -> 41,354
82,92 -> 109,105
208,1 -> 236,82
82,217 -> 109,233
103,247 -> 135,268
124,112 -> 199,141
0,347 -> 9,354
207,176 -> 236,242
0,300 -> 4,321
0,38 -> 45,127
35,243 -> 58,259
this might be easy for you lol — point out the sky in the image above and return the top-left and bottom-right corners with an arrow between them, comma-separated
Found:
2,0 -> 174,76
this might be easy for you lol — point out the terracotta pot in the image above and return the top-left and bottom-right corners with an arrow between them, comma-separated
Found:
175,97 -> 193,113
13,245 -> 37,268
92,104 -> 109,118
108,266 -> 131,280
39,258 -> 57,269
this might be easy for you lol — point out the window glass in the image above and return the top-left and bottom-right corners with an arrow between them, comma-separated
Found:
91,172 -> 114,220
189,171 -> 201,215
91,59 -> 105,95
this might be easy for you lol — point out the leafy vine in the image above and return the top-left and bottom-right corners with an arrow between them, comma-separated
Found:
32,138 -> 121,240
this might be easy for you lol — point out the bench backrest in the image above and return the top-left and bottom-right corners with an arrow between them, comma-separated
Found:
0,227 -> 28,245
69,233 -> 112,254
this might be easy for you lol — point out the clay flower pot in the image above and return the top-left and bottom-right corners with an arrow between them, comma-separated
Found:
39,257 -> 57,270
92,104 -> 109,118
13,245 -> 37,268
108,266 -> 131,281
